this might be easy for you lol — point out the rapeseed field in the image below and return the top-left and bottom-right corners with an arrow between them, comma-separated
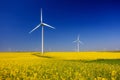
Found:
0,52 -> 120,80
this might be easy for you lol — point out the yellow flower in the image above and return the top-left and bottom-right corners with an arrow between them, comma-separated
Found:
111,70 -> 116,77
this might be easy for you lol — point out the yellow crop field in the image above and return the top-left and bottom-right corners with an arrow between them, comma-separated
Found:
0,52 -> 120,80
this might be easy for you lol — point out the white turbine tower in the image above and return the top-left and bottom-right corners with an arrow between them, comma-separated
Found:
73,35 -> 83,52
29,8 -> 55,54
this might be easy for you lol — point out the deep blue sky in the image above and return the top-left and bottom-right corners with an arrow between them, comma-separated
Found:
0,0 -> 120,51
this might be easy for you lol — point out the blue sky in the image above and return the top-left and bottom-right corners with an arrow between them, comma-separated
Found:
0,0 -> 120,51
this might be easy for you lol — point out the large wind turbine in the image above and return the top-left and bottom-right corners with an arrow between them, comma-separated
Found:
29,8 -> 55,54
73,35 -> 83,52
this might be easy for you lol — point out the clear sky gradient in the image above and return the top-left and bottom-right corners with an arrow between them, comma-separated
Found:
0,0 -> 120,51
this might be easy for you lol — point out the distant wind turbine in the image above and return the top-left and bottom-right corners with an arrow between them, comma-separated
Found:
73,35 -> 83,52
29,8 -> 55,54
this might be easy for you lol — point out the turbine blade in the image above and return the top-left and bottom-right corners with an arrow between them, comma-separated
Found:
29,24 -> 41,34
73,40 -> 83,44
43,23 -> 55,29
79,41 -> 84,45
41,8 -> 42,23
77,35 -> 79,40
73,40 -> 77,43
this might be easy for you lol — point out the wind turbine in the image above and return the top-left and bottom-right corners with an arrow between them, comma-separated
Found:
29,8 -> 55,54
73,35 -> 83,52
